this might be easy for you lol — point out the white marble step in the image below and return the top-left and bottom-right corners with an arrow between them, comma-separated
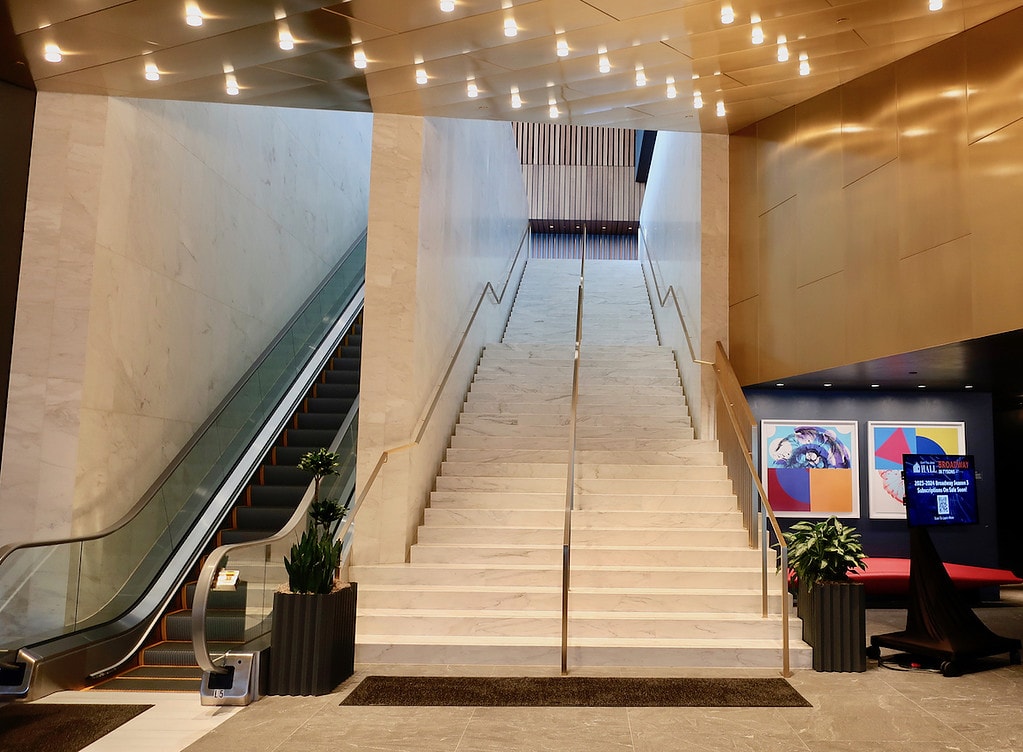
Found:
429,490 -> 739,513
449,435 -> 698,449
355,636 -> 810,670
444,448 -> 720,464
423,508 -> 743,530
468,384 -> 684,398
438,462 -> 725,481
416,525 -> 749,549
409,544 -> 762,568
452,422 -> 692,440
456,414 -> 693,430
434,476 -> 732,494
358,584 -> 778,614
462,401 -> 691,415
473,365 -> 679,378
351,563 -> 770,591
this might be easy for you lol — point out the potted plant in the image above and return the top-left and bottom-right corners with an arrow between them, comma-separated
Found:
267,449 -> 357,696
784,516 -> 868,672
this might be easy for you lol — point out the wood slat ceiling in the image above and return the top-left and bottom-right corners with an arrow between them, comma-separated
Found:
3,0 -> 1022,132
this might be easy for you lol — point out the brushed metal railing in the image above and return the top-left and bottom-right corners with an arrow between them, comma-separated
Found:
338,225 -> 530,571
561,227 -> 586,674
639,228 -> 791,677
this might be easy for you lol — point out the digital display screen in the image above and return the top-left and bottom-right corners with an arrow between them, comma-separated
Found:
902,454 -> 978,527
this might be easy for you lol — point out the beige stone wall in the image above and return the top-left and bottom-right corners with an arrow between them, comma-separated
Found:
729,8 -> 1023,385
639,132 -> 729,438
0,94 -> 372,546
354,114 -> 529,565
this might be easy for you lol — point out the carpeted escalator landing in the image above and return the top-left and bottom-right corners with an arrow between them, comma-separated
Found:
90,316 -> 362,692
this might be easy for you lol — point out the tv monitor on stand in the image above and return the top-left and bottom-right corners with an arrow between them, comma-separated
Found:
867,455 -> 1020,676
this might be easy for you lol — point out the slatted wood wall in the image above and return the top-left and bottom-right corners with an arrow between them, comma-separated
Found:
530,233 -> 639,260
514,123 -> 644,226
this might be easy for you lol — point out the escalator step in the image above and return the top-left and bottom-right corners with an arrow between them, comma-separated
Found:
220,529 -> 275,545
184,583 -> 248,610
306,397 -> 353,415
322,370 -> 359,385
165,609 -> 246,642
271,446 -> 316,466
248,484 -> 306,507
329,356 -> 360,371
346,334 -> 362,347
140,641 -> 241,667
261,465 -> 311,485
312,383 -> 358,399
235,505 -> 296,531
295,412 -> 346,430
336,345 -> 361,359
283,428 -> 336,446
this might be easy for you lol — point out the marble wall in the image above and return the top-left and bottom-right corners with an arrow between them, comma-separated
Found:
355,114 -> 529,565
729,6 -> 1023,385
0,93 -> 372,547
639,132 -> 729,438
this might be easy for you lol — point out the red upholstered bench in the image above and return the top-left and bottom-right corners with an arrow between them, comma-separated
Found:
847,557 -> 1022,597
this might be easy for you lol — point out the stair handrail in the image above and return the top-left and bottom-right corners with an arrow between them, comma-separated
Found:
639,227 -> 791,677
0,230 -> 368,569
561,227 -> 586,675
191,398 -> 360,675
338,225 -> 531,570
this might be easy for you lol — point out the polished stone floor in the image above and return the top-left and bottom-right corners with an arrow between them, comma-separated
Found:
45,588 -> 1023,752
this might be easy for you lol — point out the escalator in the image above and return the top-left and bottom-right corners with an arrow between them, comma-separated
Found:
0,233 -> 366,701
90,319 -> 361,692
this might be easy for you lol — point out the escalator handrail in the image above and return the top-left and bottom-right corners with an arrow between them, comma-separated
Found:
190,398 -> 360,675
0,229 -> 369,566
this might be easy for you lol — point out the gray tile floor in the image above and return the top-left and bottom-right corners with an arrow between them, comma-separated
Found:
173,587 -> 1023,752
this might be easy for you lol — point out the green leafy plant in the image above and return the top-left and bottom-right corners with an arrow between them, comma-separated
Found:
783,516 -> 867,587
284,450 -> 348,595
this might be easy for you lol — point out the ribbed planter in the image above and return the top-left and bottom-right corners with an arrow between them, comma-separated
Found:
267,582 -> 357,696
807,580 -> 866,672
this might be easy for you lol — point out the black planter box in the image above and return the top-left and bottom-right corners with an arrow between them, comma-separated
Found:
267,582 -> 357,695
804,580 -> 866,672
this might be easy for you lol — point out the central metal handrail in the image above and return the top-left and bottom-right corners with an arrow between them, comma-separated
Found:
339,225 -> 531,570
561,227 -> 586,675
639,227 -> 791,677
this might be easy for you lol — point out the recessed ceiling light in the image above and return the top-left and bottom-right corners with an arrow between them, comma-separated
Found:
510,86 -> 522,109
504,17 -> 517,37
225,73 -> 239,96
185,2 -> 203,26
716,100 -> 725,117
416,67 -> 428,85
440,0 -> 455,11
693,91 -> 703,109
144,61 -> 160,81
43,43 -> 62,63
635,66 -> 646,87
824,383 -> 833,387
721,5 -> 734,24
965,384 -> 974,389
799,52 -> 810,76
556,36 -> 569,57
666,76 -> 677,99
278,29 -> 294,51
598,54 -> 610,74
871,384 -> 880,388
353,48 -> 367,69
776,383 -> 784,387
466,79 -> 478,98
928,0 -> 942,10
751,14 -> 763,44
777,35 -> 789,62
918,384 -> 926,389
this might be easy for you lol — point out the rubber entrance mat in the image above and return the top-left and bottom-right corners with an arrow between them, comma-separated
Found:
339,676 -> 811,707
0,703 -> 152,752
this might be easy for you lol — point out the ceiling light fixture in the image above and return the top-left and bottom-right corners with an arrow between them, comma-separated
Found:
693,90 -> 703,109
511,86 -> 522,109
751,14 -> 763,44
549,103 -> 559,118
871,384 -> 880,388
777,35 -> 789,62
353,48 -> 367,69
278,29 -> 294,51
504,17 -> 517,37
799,52 -> 810,76
666,76 -> 677,99
225,73 -> 239,96
144,61 -> 160,80
440,0 -> 455,11
556,36 -> 569,57
467,79 -> 478,98
716,100 -> 725,117
43,43 -> 62,63
721,5 -> 734,24
185,2 -> 203,26
416,67 -> 428,85
929,0 -> 943,9
635,66 -> 646,86
598,54 -> 610,74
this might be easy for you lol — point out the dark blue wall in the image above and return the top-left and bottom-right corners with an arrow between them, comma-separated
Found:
745,389 -> 997,568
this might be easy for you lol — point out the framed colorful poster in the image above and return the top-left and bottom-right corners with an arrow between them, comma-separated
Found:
867,421 -> 966,519
760,420 -> 859,518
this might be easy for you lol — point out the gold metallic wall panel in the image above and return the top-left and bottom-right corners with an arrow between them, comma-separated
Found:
843,162 -> 903,363
730,8 -> 1023,384
841,66 -> 897,187
895,36 -> 970,259
794,87 -> 844,287
965,12 -> 1023,144
967,119 -> 1023,336
728,128 -> 760,305
728,297 -> 761,384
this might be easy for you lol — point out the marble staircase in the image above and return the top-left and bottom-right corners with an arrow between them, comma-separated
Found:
352,259 -> 809,669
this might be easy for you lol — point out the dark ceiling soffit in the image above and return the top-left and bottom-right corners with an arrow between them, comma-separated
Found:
0,2 -> 32,90
635,130 -> 657,184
